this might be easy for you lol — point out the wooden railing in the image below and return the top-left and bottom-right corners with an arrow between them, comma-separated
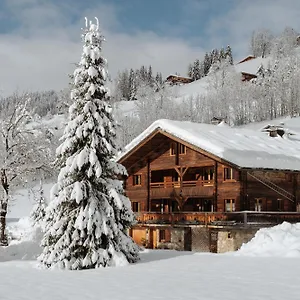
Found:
150,180 -> 213,188
134,211 -> 300,226
150,180 -> 214,199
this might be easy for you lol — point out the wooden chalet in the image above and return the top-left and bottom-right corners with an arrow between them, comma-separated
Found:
241,72 -> 257,82
118,120 -> 300,252
166,75 -> 193,85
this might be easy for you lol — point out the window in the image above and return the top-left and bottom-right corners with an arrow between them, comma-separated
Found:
170,142 -> 186,156
255,198 -> 263,212
170,142 -> 176,156
179,144 -> 186,154
132,202 -> 140,212
224,168 -> 234,180
277,198 -> 283,211
225,199 -> 235,212
159,229 -> 166,242
286,173 -> 293,182
203,168 -> 214,181
133,174 -> 142,186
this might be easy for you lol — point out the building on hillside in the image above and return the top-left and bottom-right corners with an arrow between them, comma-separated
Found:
237,55 -> 256,64
118,119 -> 300,253
235,56 -> 270,82
166,75 -> 194,85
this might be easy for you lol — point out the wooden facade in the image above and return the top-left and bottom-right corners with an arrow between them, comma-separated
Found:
119,129 -> 300,249
241,72 -> 257,82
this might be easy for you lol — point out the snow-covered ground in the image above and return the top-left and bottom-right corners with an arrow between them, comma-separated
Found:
2,251 -> 300,300
0,220 -> 300,299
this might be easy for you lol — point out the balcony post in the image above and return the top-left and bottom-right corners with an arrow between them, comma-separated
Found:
147,159 -> 151,212
243,211 -> 248,227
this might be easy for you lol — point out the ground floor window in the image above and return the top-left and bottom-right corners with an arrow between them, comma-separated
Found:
255,198 -> 263,212
225,199 -> 235,212
159,229 -> 166,242
132,202 -> 140,212
277,198 -> 284,211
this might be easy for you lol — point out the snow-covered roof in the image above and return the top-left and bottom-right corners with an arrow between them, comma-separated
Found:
118,119 -> 300,171
234,56 -> 271,75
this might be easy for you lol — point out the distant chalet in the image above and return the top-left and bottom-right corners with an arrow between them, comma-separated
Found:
166,75 -> 194,85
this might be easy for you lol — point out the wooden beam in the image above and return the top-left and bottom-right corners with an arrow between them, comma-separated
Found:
182,167 -> 189,177
126,142 -> 166,174
118,129 -> 160,164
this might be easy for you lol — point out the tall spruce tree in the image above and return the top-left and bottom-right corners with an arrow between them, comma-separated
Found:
39,17 -> 139,270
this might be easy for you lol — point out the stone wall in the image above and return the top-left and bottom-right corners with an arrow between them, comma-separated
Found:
191,227 -> 210,252
217,228 -> 259,253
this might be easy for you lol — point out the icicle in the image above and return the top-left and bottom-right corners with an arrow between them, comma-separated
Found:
85,17 -> 88,28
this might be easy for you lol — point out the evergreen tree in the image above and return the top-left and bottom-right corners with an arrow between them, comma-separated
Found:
147,65 -> 153,82
211,49 -> 219,65
30,181 -> 47,228
187,63 -> 193,78
193,59 -> 201,80
128,68 -> 137,101
203,52 -> 211,76
219,47 -> 225,60
39,17 -> 139,270
225,45 -> 233,65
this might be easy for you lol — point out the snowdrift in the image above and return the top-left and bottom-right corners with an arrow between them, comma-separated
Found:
0,218 -> 42,262
236,222 -> 300,257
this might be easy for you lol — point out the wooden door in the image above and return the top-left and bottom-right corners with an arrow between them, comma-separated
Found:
132,228 -> 146,247
149,228 -> 157,249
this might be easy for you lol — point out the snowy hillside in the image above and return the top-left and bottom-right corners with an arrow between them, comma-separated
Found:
113,55 -> 272,118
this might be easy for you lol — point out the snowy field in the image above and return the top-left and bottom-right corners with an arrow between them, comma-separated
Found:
0,250 -> 299,300
0,220 -> 300,300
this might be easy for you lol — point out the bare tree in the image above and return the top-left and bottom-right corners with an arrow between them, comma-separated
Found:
0,95 -> 52,245
250,29 -> 273,58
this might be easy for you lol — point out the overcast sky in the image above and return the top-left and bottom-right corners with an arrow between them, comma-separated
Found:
0,0 -> 299,96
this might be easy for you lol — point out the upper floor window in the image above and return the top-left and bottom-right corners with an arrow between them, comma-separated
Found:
179,143 -> 186,155
170,142 -> 186,156
133,174 -> 142,186
224,167 -> 234,181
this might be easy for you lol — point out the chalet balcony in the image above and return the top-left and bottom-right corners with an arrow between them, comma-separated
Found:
134,211 -> 300,226
150,180 -> 214,199
135,211 -> 226,225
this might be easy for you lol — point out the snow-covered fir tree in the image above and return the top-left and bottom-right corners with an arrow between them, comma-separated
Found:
39,17 -> 140,270
30,181 -> 47,228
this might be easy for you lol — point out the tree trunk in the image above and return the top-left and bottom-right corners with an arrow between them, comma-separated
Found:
0,169 -> 9,246
0,202 -> 7,246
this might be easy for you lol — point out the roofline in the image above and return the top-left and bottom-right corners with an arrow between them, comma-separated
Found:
118,128 -> 160,164
118,122 -> 300,173
118,126 -> 241,170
